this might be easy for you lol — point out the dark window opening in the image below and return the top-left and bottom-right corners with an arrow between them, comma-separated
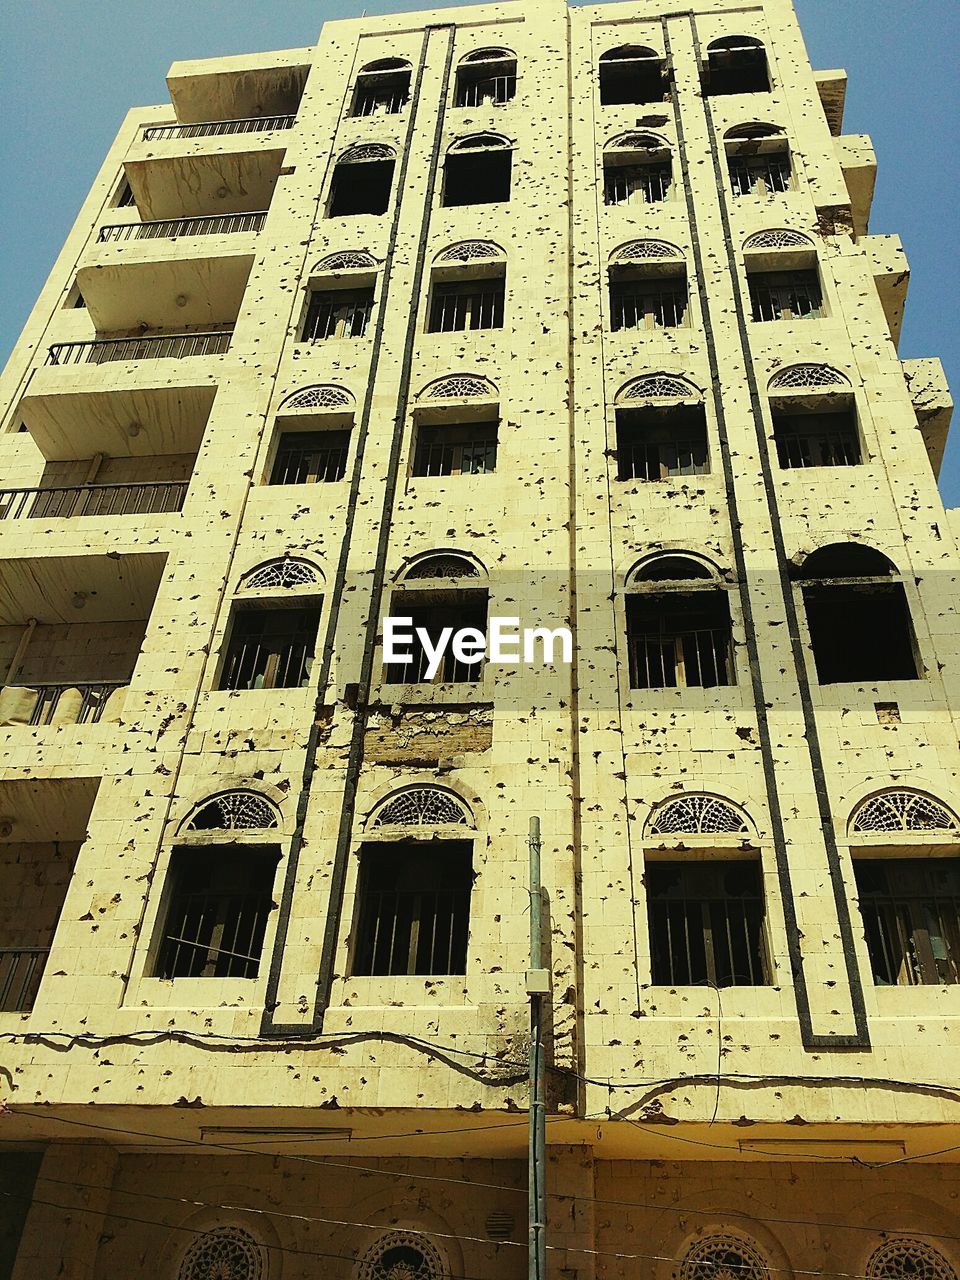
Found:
648,860 -> 770,986
328,159 -> 394,216
429,278 -> 505,332
748,270 -> 822,322
610,273 -> 688,330
604,160 -> 672,205
154,846 -> 277,979
443,148 -> 512,206
616,405 -> 709,480
413,421 -> 499,476
353,841 -> 473,976
704,37 -> 770,95
270,430 -> 350,484
384,591 -> 488,684
599,47 -> 670,105
219,605 -> 321,691
115,178 -> 136,208
299,287 -> 374,341
773,406 -> 861,469
627,589 -> 734,689
454,51 -> 517,108
855,859 -> 960,986
729,152 -> 791,197
802,583 -> 918,683
351,61 -> 411,116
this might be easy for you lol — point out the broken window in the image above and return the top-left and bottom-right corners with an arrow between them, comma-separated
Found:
798,544 -> 920,684
748,269 -> 822,322
270,430 -> 350,484
350,58 -> 411,116
413,420 -> 498,476
854,859 -> 960,986
627,558 -> 734,689
598,45 -> 670,105
114,176 -> 136,208
454,48 -> 517,108
328,149 -> 395,216
610,268 -> 688,331
729,151 -> 791,197
299,287 -> 374,340
772,403 -> 861,469
616,404 -> 709,480
703,35 -> 770,96
383,591 -> 489,683
647,860 -> 770,985
154,847 -> 278,979
442,135 -> 512,207
353,841 -> 473,976
219,605 -> 321,690
428,273 -> 505,332
604,159 -> 672,206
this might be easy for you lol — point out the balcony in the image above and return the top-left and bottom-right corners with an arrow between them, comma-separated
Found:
97,210 -> 266,243
903,358 -> 953,477
863,234 -> 909,346
0,479 -> 187,521
142,114 -> 295,141
166,48 -> 310,124
836,134 -> 876,236
815,69 -> 847,136
0,682 -> 126,727
46,331 -> 231,366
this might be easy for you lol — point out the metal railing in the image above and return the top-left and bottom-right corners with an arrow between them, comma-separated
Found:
0,481 -> 187,520
604,164 -> 672,206
429,287 -> 504,333
611,286 -> 688,331
354,888 -> 470,976
98,211 -> 267,242
413,434 -> 498,477
156,890 -> 271,979
749,275 -> 822,323
455,74 -> 517,108
142,114 -> 295,141
352,87 -> 409,117
729,155 -> 791,197
47,330 -> 232,365
618,438 -> 709,481
270,433 -> 349,485
2,681 -> 127,726
649,896 -> 767,986
0,948 -> 49,1012
300,293 -> 373,342
774,426 -> 861,469
629,627 -> 733,689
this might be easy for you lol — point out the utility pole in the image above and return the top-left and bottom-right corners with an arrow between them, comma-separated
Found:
527,816 -> 548,1280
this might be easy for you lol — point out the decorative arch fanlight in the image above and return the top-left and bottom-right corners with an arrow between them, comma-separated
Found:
744,229 -> 813,251
420,373 -> 499,401
371,786 -> 472,829
359,57 -> 412,74
607,130 -> 669,153
865,1238 -> 958,1280
240,557 -> 322,591
449,132 -> 511,153
186,791 -> 280,832
850,789 -> 959,835
313,250 -> 379,271
403,552 -> 483,581
357,1231 -> 447,1280
631,551 -> 720,585
177,1226 -> 265,1280
460,46 -> 515,65
338,142 -> 397,164
708,34 -> 767,54
435,240 -> 504,264
600,44 -> 661,64
279,384 -> 355,411
768,363 -> 850,391
725,122 -> 785,142
649,793 -> 752,836
610,239 -> 683,264
679,1234 -> 770,1280
617,372 -> 702,404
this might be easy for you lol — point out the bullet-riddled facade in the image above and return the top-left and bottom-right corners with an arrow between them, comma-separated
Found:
0,0 -> 958,1276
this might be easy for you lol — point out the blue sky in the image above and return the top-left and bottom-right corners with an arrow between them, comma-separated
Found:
1,0 -> 957,501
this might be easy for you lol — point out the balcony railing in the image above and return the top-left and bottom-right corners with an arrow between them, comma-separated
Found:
98,212 -> 267,242
0,481 -> 187,520
2,682 -> 127,726
142,114 -> 295,140
46,330 -> 232,365
0,947 -> 49,1012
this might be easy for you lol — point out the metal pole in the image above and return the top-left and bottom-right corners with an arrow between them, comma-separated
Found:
528,816 -> 547,1280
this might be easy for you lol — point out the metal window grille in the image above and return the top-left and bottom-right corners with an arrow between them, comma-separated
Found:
178,1227 -> 265,1280
0,481 -> 187,520
155,848 -> 276,980
627,592 -> 734,689
300,290 -> 373,341
429,283 -> 504,332
616,411 -> 709,480
383,597 -> 488,684
749,271 -> 822,322
46,331 -> 232,365
729,153 -> 791,196
648,861 -> 770,987
603,163 -> 672,205
0,948 -> 49,1012
610,280 -> 688,330
681,1235 -> 770,1280
9,681 -> 127,726
855,859 -> 960,987
219,606 -> 320,691
97,211 -> 266,242
413,422 -> 498,476
455,71 -> 517,108
353,842 -> 473,977
270,431 -> 350,484
359,1233 -> 446,1280
142,114 -> 295,140
865,1239 -> 957,1280
853,790 -> 958,834
352,71 -> 410,117
773,413 -> 861,468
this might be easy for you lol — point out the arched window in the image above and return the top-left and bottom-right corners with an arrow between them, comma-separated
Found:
186,791 -> 280,832
725,123 -> 790,197
852,790 -> 958,834
454,47 -> 517,108
865,1239 -> 958,1279
350,58 -> 412,117
419,373 -> 499,402
607,241 -> 689,333
769,364 -> 849,391
240,557 -> 321,592
443,134 -> 512,207
219,559 -> 323,692
357,1231 -> 447,1280
680,1235 -> 770,1278
626,555 -> 734,689
603,133 -> 672,206
428,234 -> 506,332
371,786 -> 471,828
328,143 -> 396,217
413,355 -> 500,478
177,1227 -> 265,1280
279,384 -> 354,411
385,555 -> 487,685
614,373 -> 708,481
704,35 -> 770,96
649,794 -> 750,835
767,358 -> 860,470
796,544 -> 919,684
270,387 -> 354,486
598,45 -> 669,106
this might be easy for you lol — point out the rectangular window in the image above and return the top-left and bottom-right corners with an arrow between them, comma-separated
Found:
802,583 -> 918,683
443,151 -> 512,206
454,58 -> 517,108
729,153 -> 791,197
748,270 -> 822,322
328,159 -> 394,216
300,288 -> 373,341
270,430 -> 350,484
219,605 -> 321,691
773,408 -> 861,469
855,859 -> 960,985
154,847 -> 277,979
603,162 -> 672,206
384,593 -> 488,684
627,590 -> 734,689
616,406 -> 709,480
429,280 -> 504,333
648,860 -> 770,986
413,422 -> 498,476
353,841 -> 473,976
611,276 -> 688,331
351,71 -> 411,117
